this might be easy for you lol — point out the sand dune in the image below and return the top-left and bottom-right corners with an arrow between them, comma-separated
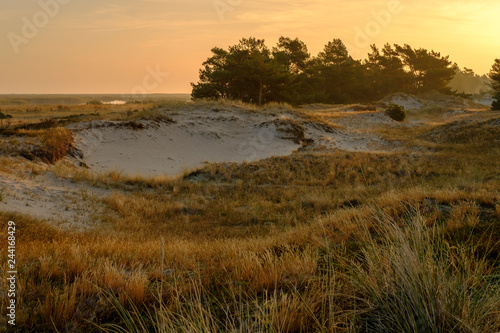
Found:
0,170 -> 111,230
0,104 -> 402,228
69,106 -> 397,177
70,109 -> 300,176
3,100 -> 490,229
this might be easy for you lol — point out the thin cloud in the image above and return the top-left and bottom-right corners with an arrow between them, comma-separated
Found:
1,0 -> 499,93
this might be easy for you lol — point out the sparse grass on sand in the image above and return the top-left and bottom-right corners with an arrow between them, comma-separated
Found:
0,100 -> 498,332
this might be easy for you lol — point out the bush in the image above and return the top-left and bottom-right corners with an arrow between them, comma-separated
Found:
0,111 -> 13,119
0,111 -> 12,127
385,103 -> 406,122
492,96 -> 500,110
86,100 -> 103,105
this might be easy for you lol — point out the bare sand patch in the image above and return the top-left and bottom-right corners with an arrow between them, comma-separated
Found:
0,167 -> 112,230
69,109 -> 302,176
68,106 -> 405,177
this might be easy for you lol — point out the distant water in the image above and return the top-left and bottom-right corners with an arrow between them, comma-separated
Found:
103,100 -> 126,105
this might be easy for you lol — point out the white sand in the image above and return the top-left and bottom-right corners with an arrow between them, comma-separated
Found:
386,93 -> 427,110
69,107 -> 403,177
476,96 -> 494,106
0,170 -> 112,230
309,110 -> 404,152
70,109 -> 302,176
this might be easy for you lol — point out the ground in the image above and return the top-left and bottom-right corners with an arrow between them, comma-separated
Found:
0,95 -> 498,332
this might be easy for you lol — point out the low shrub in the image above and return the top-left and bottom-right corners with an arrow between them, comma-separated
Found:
385,103 -> 406,122
385,103 -> 406,121
492,96 -> 500,110
0,111 -> 13,127
86,100 -> 103,105
0,111 -> 13,119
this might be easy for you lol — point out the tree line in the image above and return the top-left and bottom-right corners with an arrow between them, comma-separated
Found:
449,68 -> 491,96
191,37 -> 461,105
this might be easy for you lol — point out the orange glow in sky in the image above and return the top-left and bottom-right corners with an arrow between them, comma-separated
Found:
1,0 -> 499,94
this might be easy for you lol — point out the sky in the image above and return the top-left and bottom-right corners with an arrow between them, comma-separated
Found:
1,0 -> 499,94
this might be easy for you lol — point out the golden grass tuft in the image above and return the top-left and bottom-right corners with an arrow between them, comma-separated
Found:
39,284 -> 78,330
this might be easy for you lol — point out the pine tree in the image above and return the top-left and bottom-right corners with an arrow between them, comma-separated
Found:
489,59 -> 500,110
191,38 -> 288,105
313,39 -> 366,104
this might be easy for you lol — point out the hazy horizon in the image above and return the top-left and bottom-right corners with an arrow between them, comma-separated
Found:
1,0 -> 499,94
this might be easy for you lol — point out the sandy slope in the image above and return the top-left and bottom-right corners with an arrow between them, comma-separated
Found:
70,109 -> 301,176
0,170 -> 112,230
69,107 -> 398,177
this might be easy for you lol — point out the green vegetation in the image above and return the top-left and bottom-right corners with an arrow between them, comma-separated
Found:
385,103 -> 406,122
489,59 -> 500,110
192,37 -> 457,105
86,100 -> 103,105
0,111 -> 13,127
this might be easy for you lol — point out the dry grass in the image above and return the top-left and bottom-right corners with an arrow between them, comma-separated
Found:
0,100 -> 498,332
36,127 -> 74,163
0,127 -> 74,163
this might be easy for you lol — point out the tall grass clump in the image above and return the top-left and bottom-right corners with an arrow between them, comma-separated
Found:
37,127 -> 74,163
345,208 -> 499,333
98,274 -> 221,333
14,127 -> 75,163
95,203 -> 499,332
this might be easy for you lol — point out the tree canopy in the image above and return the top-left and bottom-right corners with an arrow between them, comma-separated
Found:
191,37 -> 459,105
191,38 -> 289,105
489,59 -> 500,110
